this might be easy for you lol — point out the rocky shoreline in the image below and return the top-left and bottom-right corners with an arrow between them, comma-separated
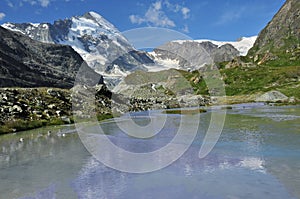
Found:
0,87 -> 111,134
0,86 -> 210,134
1,85 -> 298,134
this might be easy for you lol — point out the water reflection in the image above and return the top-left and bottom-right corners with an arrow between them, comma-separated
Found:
0,126 -> 88,199
0,105 -> 299,198
0,126 -> 77,169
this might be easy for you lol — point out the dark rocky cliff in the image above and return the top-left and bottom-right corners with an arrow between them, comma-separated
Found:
2,12 -> 154,87
0,26 -> 103,88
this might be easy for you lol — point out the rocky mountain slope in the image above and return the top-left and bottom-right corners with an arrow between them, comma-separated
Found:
247,0 -> 300,66
2,12 -> 154,87
0,26 -> 102,88
149,36 -> 256,70
2,11 -> 258,86
113,69 -> 210,110
195,36 -> 258,56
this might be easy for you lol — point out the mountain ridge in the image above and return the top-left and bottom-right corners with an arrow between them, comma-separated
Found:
0,26 -> 102,88
147,36 -> 256,71
247,0 -> 300,66
2,11 -> 154,87
174,36 -> 257,56
2,11 -> 259,88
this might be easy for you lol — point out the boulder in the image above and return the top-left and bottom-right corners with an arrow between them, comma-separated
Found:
178,94 -> 208,106
256,91 -> 288,102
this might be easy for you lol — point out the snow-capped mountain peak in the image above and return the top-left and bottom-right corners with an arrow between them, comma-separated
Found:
2,22 -> 53,43
71,12 -> 119,37
1,11 -> 153,88
1,12 -> 257,88
83,11 -> 119,33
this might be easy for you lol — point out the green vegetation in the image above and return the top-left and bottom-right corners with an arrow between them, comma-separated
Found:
0,117 -> 72,134
178,65 -> 299,101
124,69 -> 193,96
163,108 -> 207,115
177,70 -> 209,95
220,65 -> 300,98
249,36 -> 300,67
0,113 -> 114,135
0,120 -> 47,134
221,106 -> 233,110
96,113 -> 114,121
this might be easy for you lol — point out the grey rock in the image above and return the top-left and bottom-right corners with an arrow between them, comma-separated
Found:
2,12 -> 154,86
114,69 -> 193,99
48,104 -> 56,109
12,105 -> 22,113
256,91 -> 289,102
0,26 -> 103,88
288,96 -> 296,103
153,41 -> 239,70
177,94 -> 208,106
61,116 -> 71,124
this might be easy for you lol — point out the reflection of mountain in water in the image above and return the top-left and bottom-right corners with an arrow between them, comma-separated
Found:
0,106 -> 300,198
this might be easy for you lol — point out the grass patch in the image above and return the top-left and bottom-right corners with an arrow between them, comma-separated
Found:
0,120 -> 48,134
177,70 -> 209,95
163,108 -> 207,115
174,66 -> 299,101
249,36 -> 300,67
218,65 -> 300,98
97,113 -> 114,121
176,64 -> 299,104
0,113 -> 114,135
221,106 -> 233,110
0,117 -> 75,134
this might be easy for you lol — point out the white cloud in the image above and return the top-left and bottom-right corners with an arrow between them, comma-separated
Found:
129,15 -> 145,24
181,7 -> 190,19
164,0 -> 190,19
6,0 -> 14,7
153,1 -> 162,10
182,24 -> 189,33
130,0 -> 192,28
21,0 -> 51,7
0,13 -> 6,21
164,0 -> 180,12
216,7 -> 245,25
23,0 -> 37,6
39,0 -> 50,7
129,1 -> 176,28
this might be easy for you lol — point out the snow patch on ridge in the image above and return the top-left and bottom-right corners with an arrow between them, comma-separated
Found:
174,36 -> 257,56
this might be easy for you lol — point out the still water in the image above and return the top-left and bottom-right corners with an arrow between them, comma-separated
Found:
0,104 -> 300,199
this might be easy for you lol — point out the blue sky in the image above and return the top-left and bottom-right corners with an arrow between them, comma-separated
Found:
0,0 -> 285,41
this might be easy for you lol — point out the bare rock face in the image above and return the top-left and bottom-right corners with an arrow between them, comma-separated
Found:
2,12 -> 154,87
248,0 -> 300,65
152,41 -> 240,70
0,26 -> 103,88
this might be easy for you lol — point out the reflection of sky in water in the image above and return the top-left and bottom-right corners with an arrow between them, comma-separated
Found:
0,105 -> 299,198
70,155 -> 289,199
230,104 -> 300,122
19,185 -> 56,199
